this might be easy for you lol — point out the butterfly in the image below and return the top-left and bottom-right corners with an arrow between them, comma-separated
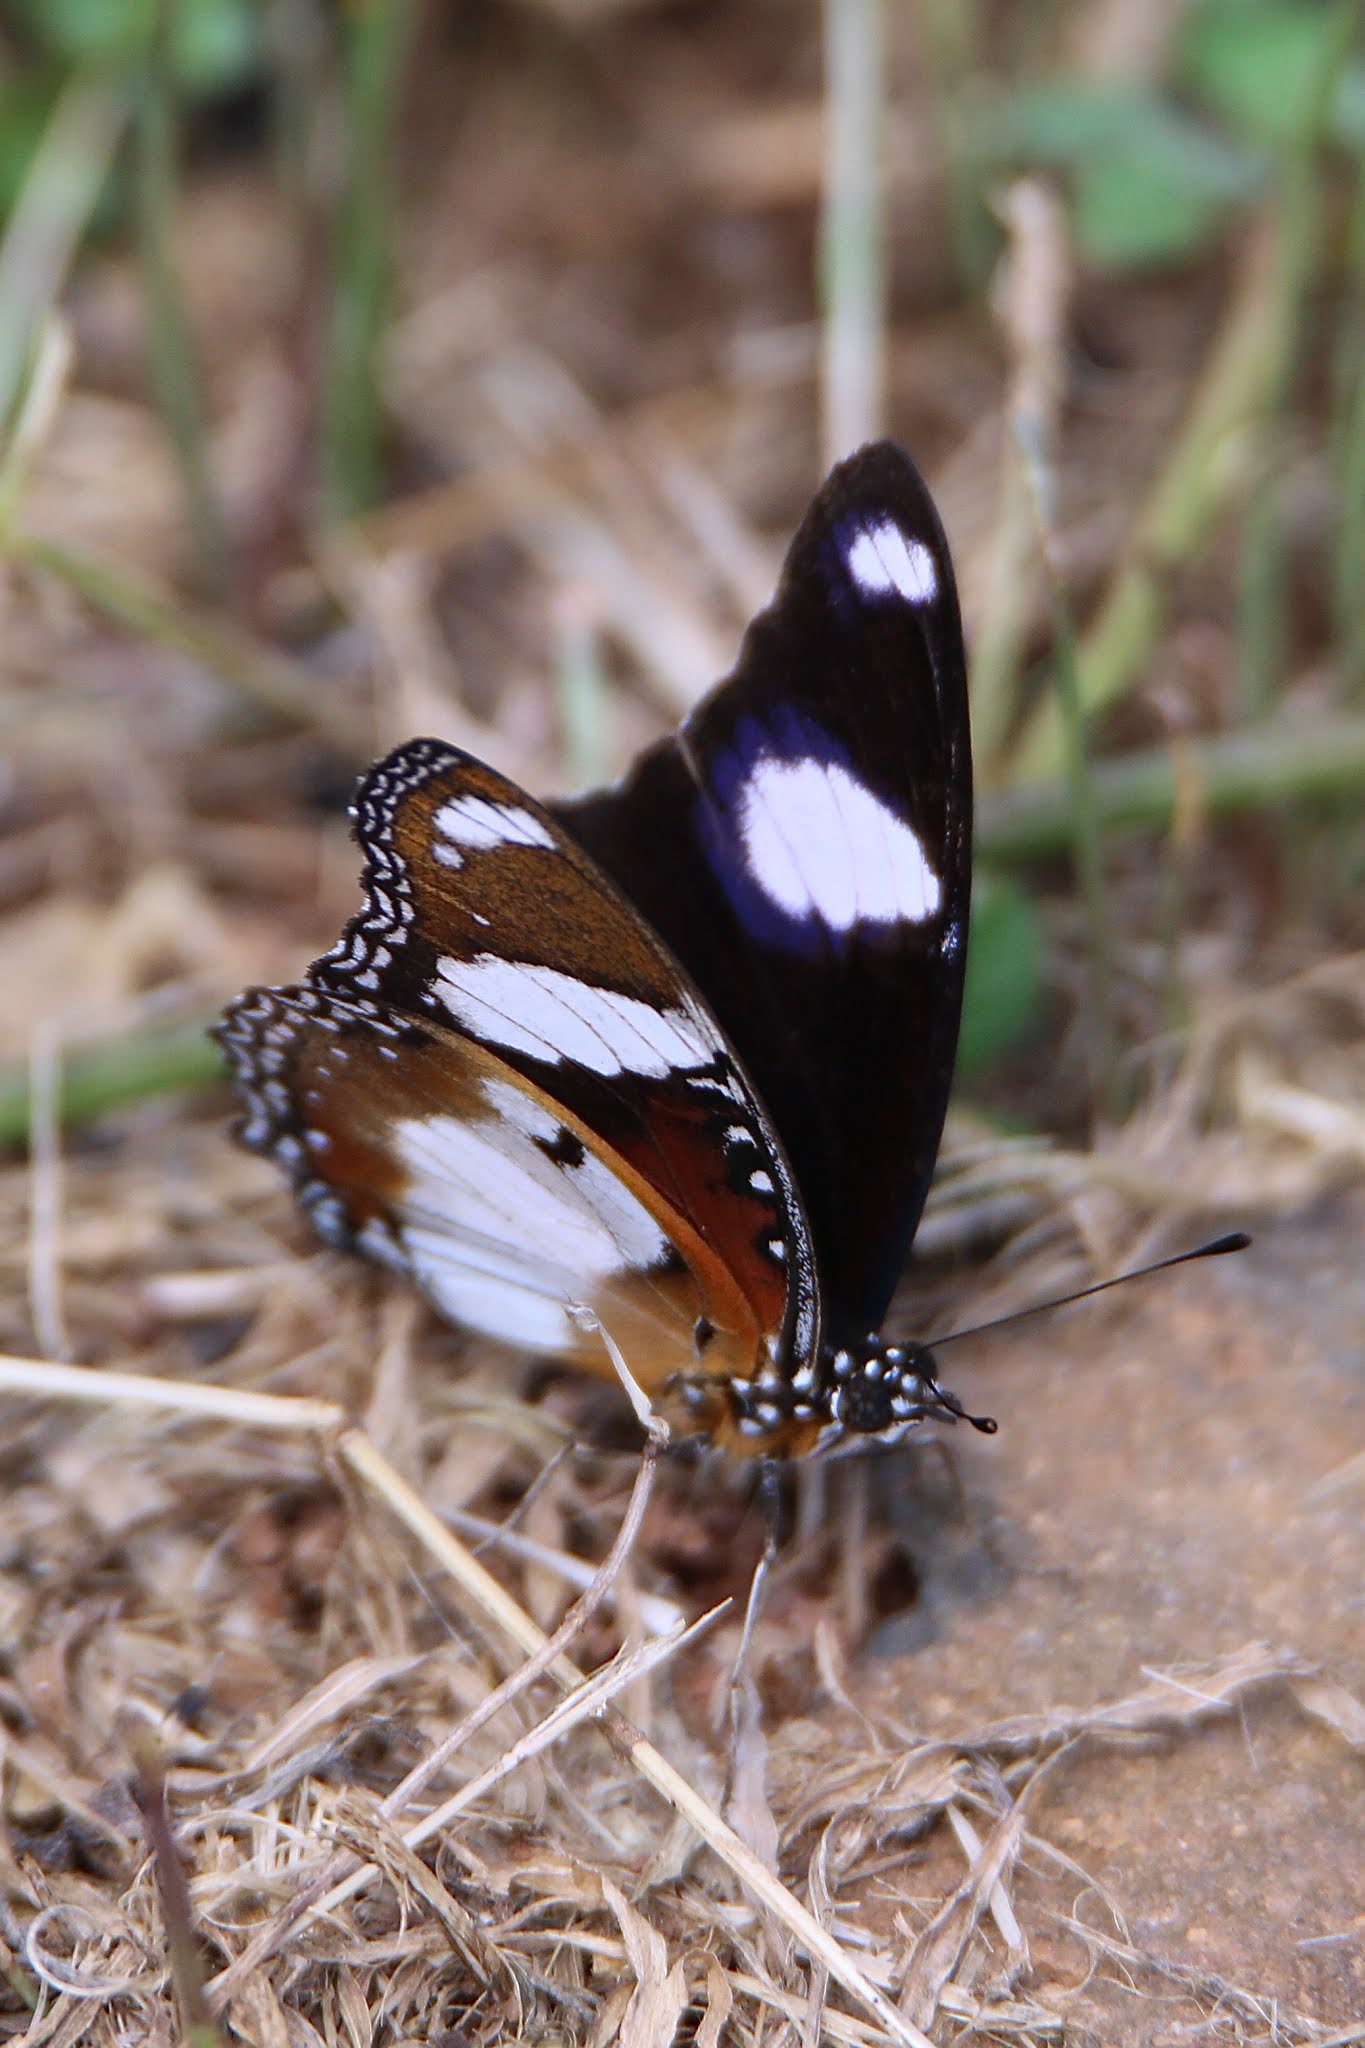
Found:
216,439 -> 987,1458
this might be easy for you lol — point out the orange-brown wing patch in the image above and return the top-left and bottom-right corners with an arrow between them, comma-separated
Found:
302,739 -> 821,1382
219,984 -> 773,1397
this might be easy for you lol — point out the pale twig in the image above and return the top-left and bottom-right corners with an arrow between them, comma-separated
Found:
973,180 -> 1070,778
0,1353 -> 345,1434
0,313 -> 72,537
303,1615 -> 718,1936
445,1506 -> 683,1636
820,0 -> 886,461
26,1028 -> 71,1362
590,1700 -> 939,2048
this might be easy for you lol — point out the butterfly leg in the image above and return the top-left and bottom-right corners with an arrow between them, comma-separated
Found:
721,1457 -> 783,1822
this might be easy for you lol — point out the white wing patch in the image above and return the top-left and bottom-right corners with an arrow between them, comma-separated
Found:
432,954 -> 720,1077
397,1232 -> 577,1351
384,1093 -> 671,1354
431,795 -> 556,869
846,517 -> 937,604
736,756 -> 941,930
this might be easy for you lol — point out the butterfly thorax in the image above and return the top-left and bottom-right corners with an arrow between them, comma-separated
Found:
670,1331 -> 977,1458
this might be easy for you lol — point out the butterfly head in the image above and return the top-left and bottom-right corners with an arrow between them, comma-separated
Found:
671,1330 -> 994,1457
824,1334 -> 996,1444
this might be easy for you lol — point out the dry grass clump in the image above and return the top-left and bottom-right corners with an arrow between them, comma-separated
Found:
0,1307 -> 1341,2048
2,1093 -> 1361,2043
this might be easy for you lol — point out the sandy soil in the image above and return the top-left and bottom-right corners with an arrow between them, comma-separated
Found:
855,1192 -> 1365,2038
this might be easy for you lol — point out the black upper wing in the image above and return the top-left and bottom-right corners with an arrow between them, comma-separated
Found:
552,440 -> 971,1343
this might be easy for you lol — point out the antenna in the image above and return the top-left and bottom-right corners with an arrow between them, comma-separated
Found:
928,1231 -> 1250,1351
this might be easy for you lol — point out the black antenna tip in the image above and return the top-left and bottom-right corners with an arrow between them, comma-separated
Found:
934,1386 -> 998,1435
1201,1230 -> 1251,1256
928,1226 -> 1253,1354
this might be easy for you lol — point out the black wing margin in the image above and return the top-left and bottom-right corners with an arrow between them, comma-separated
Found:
551,440 -> 972,1342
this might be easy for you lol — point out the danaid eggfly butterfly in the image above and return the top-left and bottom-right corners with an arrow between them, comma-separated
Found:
216,440 -> 988,1457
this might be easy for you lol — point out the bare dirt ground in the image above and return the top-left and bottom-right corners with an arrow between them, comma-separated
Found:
860,1192 -> 1365,2039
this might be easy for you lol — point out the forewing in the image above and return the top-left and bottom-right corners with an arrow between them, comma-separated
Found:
553,440 -> 971,1338
216,740 -> 820,1390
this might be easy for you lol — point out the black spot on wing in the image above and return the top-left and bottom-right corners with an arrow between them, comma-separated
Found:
536,1125 -> 586,1168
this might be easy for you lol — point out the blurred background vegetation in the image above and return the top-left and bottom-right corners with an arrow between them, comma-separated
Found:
0,0 -> 1362,1213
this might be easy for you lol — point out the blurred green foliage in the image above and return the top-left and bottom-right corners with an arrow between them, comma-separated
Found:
981,0 -> 1364,269
1183,0 -> 1365,149
0,0 -> 1354,1116
958,871 -> 1044,1078
0,0 -> 261,220
3,0 -> 259,89
988,83 -> 1260,269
